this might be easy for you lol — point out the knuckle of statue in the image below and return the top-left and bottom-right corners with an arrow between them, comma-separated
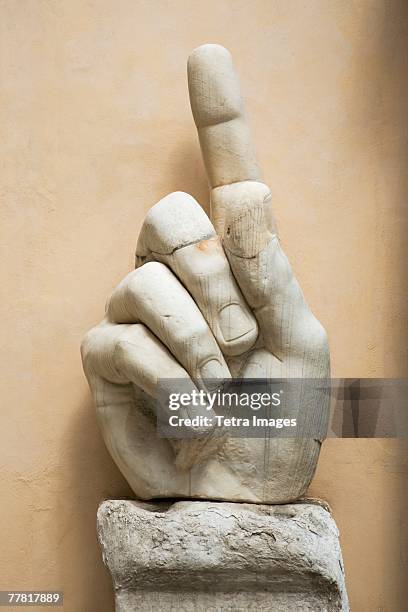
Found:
111,270 -> 139,302
136,260 -> 167,277
175,319 -> 210,346
80,325 -> 103,369
113,337 -> 134,371
80,327 -> 96,358
114,334 -> 134,359
125,262 -> 169,295
108,264 -> 164,319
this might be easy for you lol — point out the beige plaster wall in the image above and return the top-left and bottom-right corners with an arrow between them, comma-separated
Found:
1,1 -> 407,610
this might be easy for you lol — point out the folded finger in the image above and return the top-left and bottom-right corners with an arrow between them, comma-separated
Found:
136,191 -> 258,356
106,261 -> 231,385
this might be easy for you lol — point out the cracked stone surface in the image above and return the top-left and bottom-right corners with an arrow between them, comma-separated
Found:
97,499 -> 349,611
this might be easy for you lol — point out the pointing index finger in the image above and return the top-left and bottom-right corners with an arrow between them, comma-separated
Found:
187,46 -> 326,367
188,44 -> 261,189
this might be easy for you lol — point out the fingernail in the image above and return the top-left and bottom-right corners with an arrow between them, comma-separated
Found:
199,359 -> 229,393
219,303 -> 255,342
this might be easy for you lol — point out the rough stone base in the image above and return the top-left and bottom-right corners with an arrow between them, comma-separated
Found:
97,499 -> 349,612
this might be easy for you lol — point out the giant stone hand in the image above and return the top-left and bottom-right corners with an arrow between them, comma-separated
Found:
81,45 -> 330,503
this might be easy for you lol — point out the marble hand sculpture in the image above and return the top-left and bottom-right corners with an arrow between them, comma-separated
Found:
81,44 -> 330,503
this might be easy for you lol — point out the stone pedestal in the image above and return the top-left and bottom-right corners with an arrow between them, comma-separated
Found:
97,499 -> 349,611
